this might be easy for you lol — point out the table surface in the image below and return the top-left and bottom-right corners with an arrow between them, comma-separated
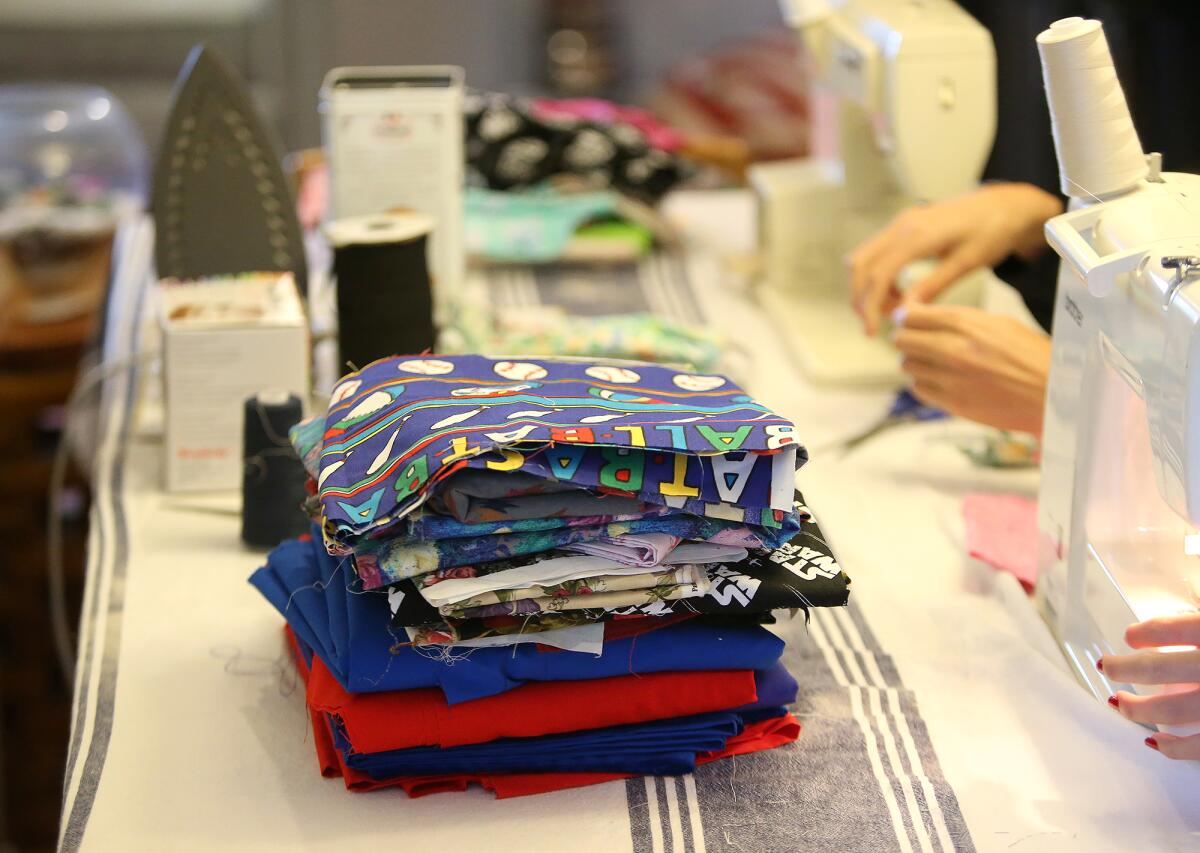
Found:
59,193 -> 1200,852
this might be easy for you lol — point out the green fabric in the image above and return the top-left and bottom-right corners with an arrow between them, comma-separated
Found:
465,187 -> 620,262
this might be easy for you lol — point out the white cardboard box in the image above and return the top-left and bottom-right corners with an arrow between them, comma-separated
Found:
160,272 -> 309,492
320,66 -> 465,314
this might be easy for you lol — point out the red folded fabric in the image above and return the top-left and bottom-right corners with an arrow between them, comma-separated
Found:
299,628 -> 758,753
289,628 -> 800,799
309,704 -> 802,799
597,612 -> 694,643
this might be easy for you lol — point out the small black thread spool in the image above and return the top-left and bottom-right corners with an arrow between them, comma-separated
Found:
326,212 -> 436,370
241,390 -> 310,548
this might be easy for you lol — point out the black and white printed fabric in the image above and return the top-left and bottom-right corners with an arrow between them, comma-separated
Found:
612,493 -> 848,616
464,91 -> 693,202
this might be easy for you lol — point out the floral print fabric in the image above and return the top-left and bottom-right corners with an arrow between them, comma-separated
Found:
352,510 -> 798,589
385,493 -> 849,644
415,542 -> 746,610
443,565 -> 708,619
436,565 -> 701,615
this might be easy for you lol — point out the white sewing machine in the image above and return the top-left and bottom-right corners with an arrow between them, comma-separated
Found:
752,0 -> 995,385
1035,17 -> 1200,717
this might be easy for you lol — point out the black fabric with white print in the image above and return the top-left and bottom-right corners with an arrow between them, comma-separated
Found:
464,91 -> 693,202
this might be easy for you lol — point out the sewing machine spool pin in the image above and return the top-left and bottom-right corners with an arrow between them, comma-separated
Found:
1160,255 -> 1200,306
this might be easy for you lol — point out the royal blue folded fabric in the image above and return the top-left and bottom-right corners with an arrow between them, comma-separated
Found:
333,710 -> 746,778
249,534 -> 786,703
735,663 -> 797,713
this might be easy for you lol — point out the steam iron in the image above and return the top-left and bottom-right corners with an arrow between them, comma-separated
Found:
153,44 -> 307,294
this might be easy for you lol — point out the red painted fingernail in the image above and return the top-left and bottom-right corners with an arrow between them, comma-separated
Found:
1107,695 -> 1120,709
1145,736 -> 1159,751
1096,658 -> 1105,673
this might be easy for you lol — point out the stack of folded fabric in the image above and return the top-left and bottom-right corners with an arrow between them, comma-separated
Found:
250,354 -> 851,798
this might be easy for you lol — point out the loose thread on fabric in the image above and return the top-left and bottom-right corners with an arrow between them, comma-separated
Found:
282,555 -> 349,617
362,624 -> 404,688
207,645 -> 298,698
243,447 -> 304,485
780,582 -> 816,612
251,397 -> 295,449
279,655 -> 299,697
410,643 -> 477,667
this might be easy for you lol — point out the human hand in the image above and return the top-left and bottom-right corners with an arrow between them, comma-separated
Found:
893,304 -> 1050,435
1101,614 -> 1200,760
848,183 -> 1063,336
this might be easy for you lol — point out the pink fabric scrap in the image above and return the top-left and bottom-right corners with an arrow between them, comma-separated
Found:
962,493 -> 1039,593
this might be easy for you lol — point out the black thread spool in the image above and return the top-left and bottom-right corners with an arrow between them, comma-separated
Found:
241,390 -> 310,548
327,212 -> 436,371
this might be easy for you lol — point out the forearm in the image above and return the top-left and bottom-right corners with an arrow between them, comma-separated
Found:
1006,183 -> 1064,260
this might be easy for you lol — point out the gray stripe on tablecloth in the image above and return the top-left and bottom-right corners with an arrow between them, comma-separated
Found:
642,256 -> 682,325
675,776 -> 696,853
821,607 -> 945,853
825,638 -> 926,849
61,387 -> 108,803
854,680 -> 925,853
532,262 -> 649,316
654,776 -> 673,851
851,608 -> 974,852
624,600 -> 975,853
627,774 -> 654,853
654,253 -> 704,325
60,221 -> 152,800
59,224 -> 147,852
488,252 -> 701,329
841,602 -> 974,851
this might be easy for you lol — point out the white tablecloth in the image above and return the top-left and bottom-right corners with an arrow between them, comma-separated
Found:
59,195 -> 1200,852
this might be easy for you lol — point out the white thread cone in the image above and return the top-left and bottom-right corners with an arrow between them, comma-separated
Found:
1038,17 -> 1146,200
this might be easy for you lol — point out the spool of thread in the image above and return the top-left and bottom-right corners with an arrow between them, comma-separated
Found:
1037,17 -> 1146,201
325,212 -> 436,371
241,390 -> 310,548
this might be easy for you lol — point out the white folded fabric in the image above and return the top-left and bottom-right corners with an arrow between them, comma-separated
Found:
402,622 -> 605,654
418,542 -> 748,607
561,532 -> 681,566
438,564 -> 712,617
667,542 -> 748,564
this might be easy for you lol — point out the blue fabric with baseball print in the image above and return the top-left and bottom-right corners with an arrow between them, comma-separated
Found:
293,415 -> 796,550
307,355 -> 806,544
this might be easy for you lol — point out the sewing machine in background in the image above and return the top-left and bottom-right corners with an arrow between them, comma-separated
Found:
751,0 -> 995,385
1035,16 -> 1200,726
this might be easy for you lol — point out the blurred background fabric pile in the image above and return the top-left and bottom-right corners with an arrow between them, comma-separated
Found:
0,0 -> 810,158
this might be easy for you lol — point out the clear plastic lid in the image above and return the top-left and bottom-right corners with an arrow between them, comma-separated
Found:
0,84 -> 146,239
